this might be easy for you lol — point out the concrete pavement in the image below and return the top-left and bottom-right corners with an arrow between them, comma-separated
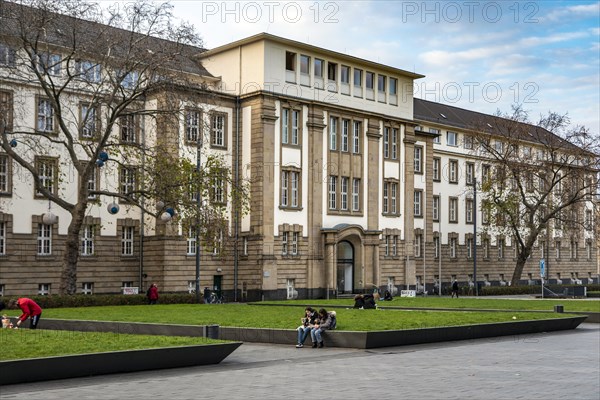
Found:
1,323 -> 599,400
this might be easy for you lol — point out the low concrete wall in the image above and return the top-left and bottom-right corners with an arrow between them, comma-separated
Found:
0,342 -> 241,385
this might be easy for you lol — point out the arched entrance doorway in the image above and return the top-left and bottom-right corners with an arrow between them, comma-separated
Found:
336,241 -> 354,294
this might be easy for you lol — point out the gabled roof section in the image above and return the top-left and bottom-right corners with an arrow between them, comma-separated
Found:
197,32 -> 425,80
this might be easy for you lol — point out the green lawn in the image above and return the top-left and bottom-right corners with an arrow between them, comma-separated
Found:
0,328 -> 224,361
262,297 -> 600,312
2,303 -> 579,332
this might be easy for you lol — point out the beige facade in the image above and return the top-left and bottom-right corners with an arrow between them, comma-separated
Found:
0,21 -> 597,299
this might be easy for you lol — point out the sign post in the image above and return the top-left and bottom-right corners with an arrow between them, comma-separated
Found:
540,258 -> 545,299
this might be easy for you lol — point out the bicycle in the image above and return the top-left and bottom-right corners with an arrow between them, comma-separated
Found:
208,292 -> 225,304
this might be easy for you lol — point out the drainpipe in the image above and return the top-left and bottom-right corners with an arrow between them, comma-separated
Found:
139,114 -> 146,292
234,95 -> 240,302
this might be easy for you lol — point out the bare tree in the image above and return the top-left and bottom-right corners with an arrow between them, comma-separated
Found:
471,104 -> 599,285
0,0 -> 246,294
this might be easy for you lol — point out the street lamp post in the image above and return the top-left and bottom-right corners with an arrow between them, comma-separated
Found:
473,178 -> 478,296
195,133 -> 202,303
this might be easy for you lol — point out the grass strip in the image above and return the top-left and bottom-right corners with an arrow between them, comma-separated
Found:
0,328 -> 225,361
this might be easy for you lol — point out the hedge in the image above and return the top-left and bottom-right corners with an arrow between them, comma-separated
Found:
3,293 -> 201,309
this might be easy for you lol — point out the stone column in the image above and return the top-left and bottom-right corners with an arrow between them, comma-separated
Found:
403,124 -> 416,286
366,119 -> 382,230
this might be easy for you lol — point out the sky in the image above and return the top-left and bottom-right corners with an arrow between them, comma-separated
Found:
168,0 -> 600,133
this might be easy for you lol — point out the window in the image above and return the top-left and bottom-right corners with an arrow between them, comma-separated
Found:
482,164 -> 491,185
121,226 -> 134,256
76,60 -> 101,82
120,114 -> 137,143
329,116 -> 338,150
37,223 -> 52,255
433,157 -> 441,181
212,230 -> 223,255
414,233 -> 422,258
389,78 -> 397,95
282,232 -> 288,255
391,128 -> 398,160
211,172 -> 225,204
0,221 -> 5,255
466,238 -> 473,259
80,225 -> 94,256
384,235 -> 389,256
35,157 -> 57,197
327,62 -> 337,81
82,282 -> 94,295
82,164 -> 99,200
341,177 -> 349,210
119,166 -> 137,199
449,160 -> 458,183
187,226 -> 196,255
353,121 -> 361,153
352,178 -> 360,211
377,75 -> 386,92
390,182 -> 397,214
281,108 -> 300,146
185,109 -> 200,142
433,195 -> 440,221
340,65 -> 350,84
38,283 -> 50,296
341,119 -> 349,152
430,128 -> 440,143
391,236 -> 398,256
36,52 -> 61,76
414,146 -> 423,173
300,55 -> 310,75
498,239 -> 505,259
329,176 -> 337,210
365,72 -> 374,89
211,113 -> 226,148
37,98 -> 55,133
465,162 -> 474,185
0,43 -> 16,66
314,58 -> 323,78
463,135 -> 473,149
0,153 -> 11,195
449,237 -> 457,258
449,197 -> 458,223
465,199 -> 474,224
281,231 -> 298,255
383,127 -> 390,159
447,131 -> 457,146
80,103 -> 98,138
285,51 -> 296,71
121,71 -> 139,89
414,190 -> 422,217
585,209 -> 593,230
434,236 -> 440,259
383,181 -> 399,216
243,237 -> 248,256
587,242 -> 592,259
494,140 -> 504,153
353,69 -> 362,87
483,239 -> 490,258
0,90 -> 13,132
281,169 -> 301,208
555,241 -> 561,259
291,232 -> 299,255
570,240 -> 578,259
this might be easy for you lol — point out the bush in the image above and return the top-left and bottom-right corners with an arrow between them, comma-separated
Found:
587,291 -> 600,298
6,293 -> 200,309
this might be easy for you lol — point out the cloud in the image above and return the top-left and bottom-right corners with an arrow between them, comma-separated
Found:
544,2 -> 600,22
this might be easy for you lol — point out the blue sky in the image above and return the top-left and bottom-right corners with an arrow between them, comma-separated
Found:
171,0 -> 600,133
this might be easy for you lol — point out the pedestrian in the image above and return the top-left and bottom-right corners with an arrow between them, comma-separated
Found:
8,298 -> 42,329
451,280 -> 459,298
147,283 -> 159,305
295,307 -> 318,348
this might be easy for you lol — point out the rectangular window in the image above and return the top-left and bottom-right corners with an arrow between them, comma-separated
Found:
341,119 -> 349,152
383,127 -> 390,159
211,113 -> 226,148
450,238 -> 457,258
587,242 -> 592,259
414,234 -> 422,258
121,71 -> 139,89
447,131 -> 457,146
211,174 -> 225,204
80,225 -> 94,256
243,237 -> 248,256
185,109 -> 200,142
391,183 -> 397,214
365,72 -> 374,89
466,238 -> 473,259
482,164 -> 491,185
414,190 -> 422,217
0,90 -> 13,132
329,116 -> 337,150
327,62 -> 337,81
120,114 -> 137,143
414,146 -> 423,173
433,157 -> 441,181
498,239 -> 505,259
353,69 -> 362,87
0,153 -> 10,194
385,235 -> 389,256
291,171 -> 299,208
463,135 -> 473,149
389,78 -> 397,95
38,283 -> 50,296
585,209 -> 593,230
329,176 -> 337,210
281,170 -> 289,206
495,140 -> 504,153
340,65 -> 350,84
378,75 -> 386,92
433,195 -> 440,221
187,226 -> 196,255
212,230 -> 223,255
465,199 -> 474,224
0,44 -> 16,66
37,223 -> 52,255
80,103 -> 98,139
352,178 -> 360,212
37,98 -> 55,133
383,183 -> 389,214
291,232 -> 299,255
555,241 -> 561,259
282,232 -> 288,255
82,282 -> 94,295
341,177 -> 349,210
76,60 -> 101,82
300,55 -> 310,75
449,197 -> 458,223
120,166 -> 137,199
0,221 -> 5,255
430,128 -> 440,143
483,239 -> 490,258
449,160 -> 458,183
121,226 -> 134,256
466,162 -> 474,185
36,52 -> 61,76
434,236 -> 440,259
391,128 -> 398,160
285,51 -> 296,71
353,121 -> 361,153
84,165 -> 99,200
392,236 -> 397,256
314,58 -> 323,77
35,157 -> 57,197
570,241 -> 578,259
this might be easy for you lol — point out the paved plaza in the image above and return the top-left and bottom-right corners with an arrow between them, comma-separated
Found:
2,323 -> 599,400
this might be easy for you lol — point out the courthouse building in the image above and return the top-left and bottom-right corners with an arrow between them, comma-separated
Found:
0,6 -> 597,299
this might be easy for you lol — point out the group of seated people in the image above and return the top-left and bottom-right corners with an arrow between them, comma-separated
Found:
295,307 -> 336,348
353,290 -> 393,309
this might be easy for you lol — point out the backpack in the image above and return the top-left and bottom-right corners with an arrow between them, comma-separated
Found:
329,311 -> 337,330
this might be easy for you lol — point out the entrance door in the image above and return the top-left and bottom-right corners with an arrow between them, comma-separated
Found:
336,241 -> 354,294
213,275 -> 222,298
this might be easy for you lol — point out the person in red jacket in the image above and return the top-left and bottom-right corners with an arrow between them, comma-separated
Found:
147,283 -> 159,305
8,298 -> 42,329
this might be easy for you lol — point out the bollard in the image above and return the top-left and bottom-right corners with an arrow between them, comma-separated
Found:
554,305 -> 564,313
203,324 -> 220,339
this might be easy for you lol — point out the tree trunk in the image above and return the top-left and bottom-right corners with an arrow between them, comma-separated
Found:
511,257 -> 527,286
59,202 -> 88,295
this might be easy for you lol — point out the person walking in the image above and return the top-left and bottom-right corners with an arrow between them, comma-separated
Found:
147,283 -> 159,305
8,298 -> 42,329
451,280 -> 460,298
